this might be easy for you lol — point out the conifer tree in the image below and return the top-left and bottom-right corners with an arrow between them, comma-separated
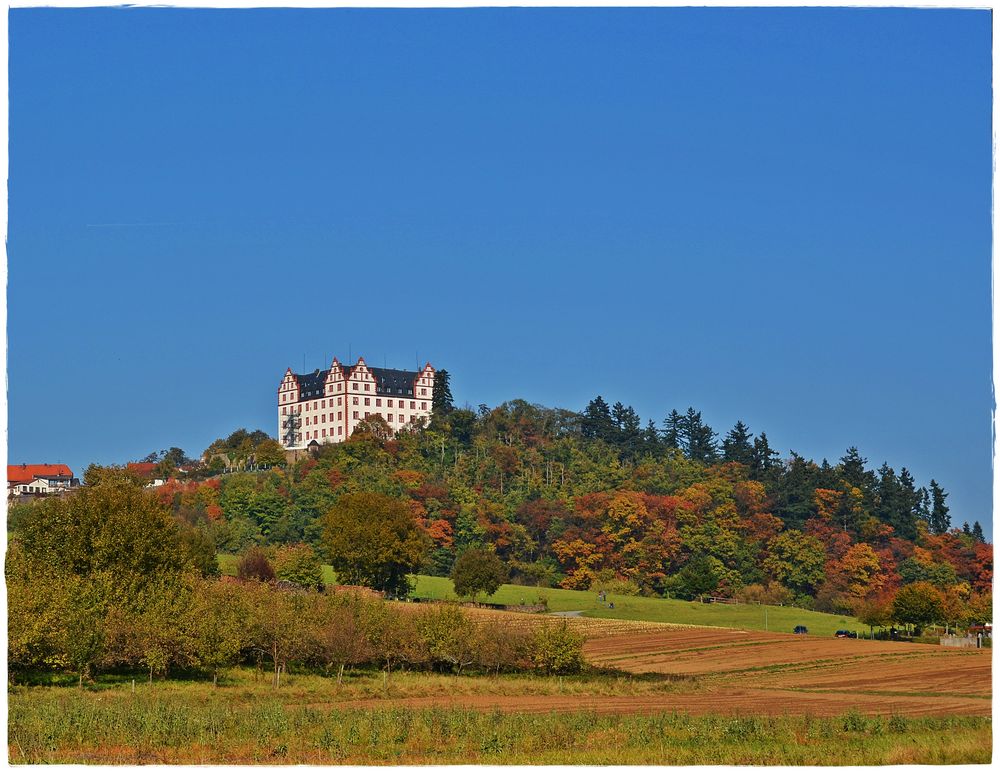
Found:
662,410 -> 683,450
581,396 -> 614,443
972,521 -> 985,543
750,432 -> 780,478
432,369 -> 455,415
684,408 -> 719,464
722,421 -> 754,466
928,480 -> 951,535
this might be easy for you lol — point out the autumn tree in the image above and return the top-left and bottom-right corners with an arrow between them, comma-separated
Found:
322,492 -> 430,596
891,581 -> 943,632
763,530 -> 826,596
237,547 -> 276,582
273,543 -> 324,590
450,547 -> 508,601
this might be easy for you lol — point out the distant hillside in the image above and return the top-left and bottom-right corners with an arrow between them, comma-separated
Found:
149,398 -> 991,621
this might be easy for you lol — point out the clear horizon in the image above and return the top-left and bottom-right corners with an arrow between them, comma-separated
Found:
7,7 -> 992,536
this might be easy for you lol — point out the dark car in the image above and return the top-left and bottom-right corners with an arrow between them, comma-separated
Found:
793,625 -> 808,634
835,630 -> 858,639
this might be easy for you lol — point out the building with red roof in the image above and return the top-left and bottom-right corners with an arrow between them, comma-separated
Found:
7,463 -> 77,498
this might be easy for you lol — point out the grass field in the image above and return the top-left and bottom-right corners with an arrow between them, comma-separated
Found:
410,575 -> 867,637
8,672 -> 991,764
217,554 -> 865,637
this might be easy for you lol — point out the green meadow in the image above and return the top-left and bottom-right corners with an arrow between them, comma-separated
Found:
217,555 -> 864,637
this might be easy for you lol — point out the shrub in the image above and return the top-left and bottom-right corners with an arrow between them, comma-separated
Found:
529,622 -> 584,675
237,547 -> 276,583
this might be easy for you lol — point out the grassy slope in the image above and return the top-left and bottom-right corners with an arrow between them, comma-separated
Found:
411,575 -> 865,637
218,555 -> 863,637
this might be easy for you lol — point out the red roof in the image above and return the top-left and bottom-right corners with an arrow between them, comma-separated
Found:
7,464 -> 74,485
126,462 -> 158,478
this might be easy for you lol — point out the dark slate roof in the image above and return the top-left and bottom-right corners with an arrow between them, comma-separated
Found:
296,369 -> 328,400
369,367 -> 419,396
293,365 -> 420,401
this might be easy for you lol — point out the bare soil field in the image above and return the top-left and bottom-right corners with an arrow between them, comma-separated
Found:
581,627 -> 991,716
340,619 -> 991,718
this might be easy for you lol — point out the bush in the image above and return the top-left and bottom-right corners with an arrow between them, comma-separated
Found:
236,547 -> 275,583
529,622 -> 584,675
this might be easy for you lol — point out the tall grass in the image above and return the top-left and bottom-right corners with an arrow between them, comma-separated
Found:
8,685 -> 991,764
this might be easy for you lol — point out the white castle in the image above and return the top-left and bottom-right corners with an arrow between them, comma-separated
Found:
278,357 -> 435,449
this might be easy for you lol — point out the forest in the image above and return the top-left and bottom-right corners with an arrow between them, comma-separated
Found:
98,377 -> 991,623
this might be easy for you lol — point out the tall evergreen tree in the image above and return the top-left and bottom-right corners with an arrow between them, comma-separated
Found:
972,521 -> 985,543
642,419 -> 662,455
581,396 -> 615,443
750,432 -> 780,479
684,408 -> 719,464
839,447 -> 872,490
772,452 -> 818,529
928,480 -> 951,535
431,369 -> 455,415
611,402 -> 642,460
662,410 -> 684,450
916,487 -> 931,526
894,468 -> 921,541
722,421 -> 754,466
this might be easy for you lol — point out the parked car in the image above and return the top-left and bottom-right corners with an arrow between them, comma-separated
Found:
793,625 -> 808,634
835,630 -> 858,638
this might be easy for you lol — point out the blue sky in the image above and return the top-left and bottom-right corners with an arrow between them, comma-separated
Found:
8,8 -> 992,535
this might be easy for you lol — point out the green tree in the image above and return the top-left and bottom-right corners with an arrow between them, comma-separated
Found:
722,421 -> 754,466
13,469 -> 186,601
321,492 -> 430,596
891,581 -> 944,632
763,530 -> 826,596
273,543 -> 324,590
186,579 -> 249,685
254,438 -> 287,467
530,622 -> 584,675
928,480 -> 951,535
432,369 -> 455,415
450,547 -> 508,601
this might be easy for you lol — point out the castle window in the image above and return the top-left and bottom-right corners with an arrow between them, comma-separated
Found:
399,414 -> 404,423
387,414 -> 393,422
338,426 -> 343,435
421,388 -> 427,396
364,398 -> 370,406
353,397 -> 359,405
337,397 -> 342,405
322,429 -> 327,437
353,384 -> 359,391
353,411 -> 359,419
410,401 -> 416,409
421,402 -> 427,410
365,412 -> 370,418
387,399 -> 393,407
364,383 -> 370,391
322,414 -> 326,423
322,400 -> 326,408
376,399 -> 381,407
338,411 -> 342,419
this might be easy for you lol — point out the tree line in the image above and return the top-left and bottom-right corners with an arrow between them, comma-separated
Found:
7,470 -> 583,685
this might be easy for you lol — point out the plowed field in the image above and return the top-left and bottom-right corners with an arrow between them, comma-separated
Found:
581,627 -> 990,716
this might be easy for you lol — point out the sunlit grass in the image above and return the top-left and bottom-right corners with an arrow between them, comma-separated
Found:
215,554 -> 865,636
8,681 -> 990,765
